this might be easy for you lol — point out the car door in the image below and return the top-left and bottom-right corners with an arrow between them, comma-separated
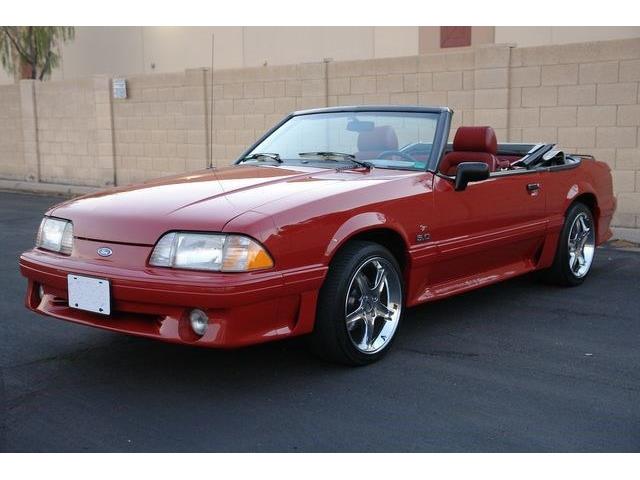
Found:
428,170 -> 548,287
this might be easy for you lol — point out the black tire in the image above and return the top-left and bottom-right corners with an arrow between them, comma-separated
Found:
310,241 -> 404,366
542,202 -> 596,286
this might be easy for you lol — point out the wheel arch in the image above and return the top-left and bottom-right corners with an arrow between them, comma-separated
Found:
540,190 -> 599,286
342,228 -> 409,271
324,212 -> 410,272
569,191 -> 601,235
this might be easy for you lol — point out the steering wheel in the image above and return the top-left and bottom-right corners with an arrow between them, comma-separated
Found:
376,150 -> 416,162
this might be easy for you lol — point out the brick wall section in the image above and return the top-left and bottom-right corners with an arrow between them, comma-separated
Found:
327,51 -> 481,140
34,77 -> 114,187
509,38 -> 640,234
111,70 -> 208,185
209,62 -> 327,163
0,84 -> 25,180
0,38 -> 638,239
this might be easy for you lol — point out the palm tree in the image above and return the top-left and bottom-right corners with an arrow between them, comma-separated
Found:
0,26 -> 74,81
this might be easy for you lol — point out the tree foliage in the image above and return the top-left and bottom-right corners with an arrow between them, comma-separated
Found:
0,26 -> 75,81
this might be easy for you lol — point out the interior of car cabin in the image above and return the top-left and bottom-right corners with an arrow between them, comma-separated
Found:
355,124 -> 570,175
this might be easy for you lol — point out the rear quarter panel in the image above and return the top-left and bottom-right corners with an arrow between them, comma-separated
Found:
541,158 -> 615,246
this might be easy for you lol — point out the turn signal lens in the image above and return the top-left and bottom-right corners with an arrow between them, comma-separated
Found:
221,235 -> 274,272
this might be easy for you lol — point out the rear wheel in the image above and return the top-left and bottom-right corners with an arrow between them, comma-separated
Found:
310,241 -> 404,366
544,202 -> 596,286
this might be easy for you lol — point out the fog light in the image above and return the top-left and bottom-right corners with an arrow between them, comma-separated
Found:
189,309 -> 208,336
38,284 -> 45,299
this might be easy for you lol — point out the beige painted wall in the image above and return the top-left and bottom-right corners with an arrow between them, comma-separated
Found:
419,27 -> 495,53
495,26 -> 640,47
2,26 -> 420,85
373,27 -> 420,58
142,27 -> 419,71
142,27 -> 244,71
3,27 -> 640,86
58,27 -> 144,79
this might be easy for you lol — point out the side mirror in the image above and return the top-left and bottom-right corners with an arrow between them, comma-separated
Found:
454,162 -> 490,191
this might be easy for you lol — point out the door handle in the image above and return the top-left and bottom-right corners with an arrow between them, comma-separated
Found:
526,183 -> 541,195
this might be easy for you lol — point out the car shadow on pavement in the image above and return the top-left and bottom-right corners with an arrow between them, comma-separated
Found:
7,270 -> 541,401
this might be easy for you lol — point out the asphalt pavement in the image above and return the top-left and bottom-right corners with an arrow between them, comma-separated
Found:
1,191 -> 638,452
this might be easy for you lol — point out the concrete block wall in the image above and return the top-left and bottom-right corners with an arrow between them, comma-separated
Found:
326,50 -> 481,139
508,38 -> 640,237
0,84 -> 25,180
0,38 -> 638,240
208,62 -> 327,164
110,62 -> 331,183
34,77 -> 115,187
111,70 -> 208,185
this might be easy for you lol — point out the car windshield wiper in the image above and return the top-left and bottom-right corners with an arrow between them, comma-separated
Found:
240,153 -> 282,163
298,151 -> 373,169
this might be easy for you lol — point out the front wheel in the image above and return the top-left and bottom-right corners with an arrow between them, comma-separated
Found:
310,241 -> 404,365
543,202 -> 596,286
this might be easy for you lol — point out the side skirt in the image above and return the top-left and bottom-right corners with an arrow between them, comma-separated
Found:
407,258 -> 538,306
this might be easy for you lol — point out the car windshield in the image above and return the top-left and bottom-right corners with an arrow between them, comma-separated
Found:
244,111 -> 440,171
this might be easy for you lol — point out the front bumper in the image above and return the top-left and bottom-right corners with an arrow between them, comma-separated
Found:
19,248 -> 326,347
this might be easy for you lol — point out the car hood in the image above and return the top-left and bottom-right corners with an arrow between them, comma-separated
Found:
49,164 -> 407,245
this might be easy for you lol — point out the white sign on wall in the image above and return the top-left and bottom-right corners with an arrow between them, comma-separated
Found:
112,78 -> 127,99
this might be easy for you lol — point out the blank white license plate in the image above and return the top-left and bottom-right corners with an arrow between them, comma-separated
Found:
67,274 -> 111,315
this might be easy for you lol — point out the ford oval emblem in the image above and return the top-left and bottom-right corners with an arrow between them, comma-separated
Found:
97,247 -> 113,257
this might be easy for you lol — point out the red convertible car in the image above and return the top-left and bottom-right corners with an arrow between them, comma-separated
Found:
20,106 -> 616,365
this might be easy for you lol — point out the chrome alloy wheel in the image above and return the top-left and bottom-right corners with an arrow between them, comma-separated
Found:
344,257 -> 402,354
567,212 -> 595,278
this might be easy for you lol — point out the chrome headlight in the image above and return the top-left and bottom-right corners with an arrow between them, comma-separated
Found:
149,232 -> 274,272
36,217 -> 74,255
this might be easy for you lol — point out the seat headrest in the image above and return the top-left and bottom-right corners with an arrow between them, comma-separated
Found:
453,126 -> 497,154
357,126 -> 399,152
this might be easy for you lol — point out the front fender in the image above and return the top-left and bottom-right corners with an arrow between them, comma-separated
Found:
324,211 -> 410,260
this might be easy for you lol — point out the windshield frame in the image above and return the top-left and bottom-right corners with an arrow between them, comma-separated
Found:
235,106 -> 452,172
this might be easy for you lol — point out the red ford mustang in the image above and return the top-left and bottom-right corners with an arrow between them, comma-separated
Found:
20,106 -> 616,365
